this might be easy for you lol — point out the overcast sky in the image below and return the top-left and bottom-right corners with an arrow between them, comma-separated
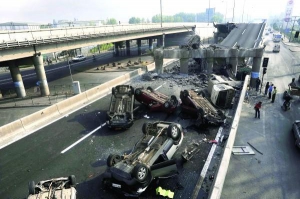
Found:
0,0 -> 299,24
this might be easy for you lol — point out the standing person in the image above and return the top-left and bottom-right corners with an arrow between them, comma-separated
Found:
268,84 -> 274,99
271,87 -> 277,103
256,78 -> 261,92
264,82 -> 270,95
254,101 -> 262,119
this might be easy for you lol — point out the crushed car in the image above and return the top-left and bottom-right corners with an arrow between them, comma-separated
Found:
180,90 -> 226,126
27,175 -> 76,199
134,86 -> 179,114
102,121 -> 184,197
107,85 -> 135,130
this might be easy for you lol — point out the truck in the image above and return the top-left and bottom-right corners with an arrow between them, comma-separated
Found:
208,74 -> 241,109
273,33 -> 282,42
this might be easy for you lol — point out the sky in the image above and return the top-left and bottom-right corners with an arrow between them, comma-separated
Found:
0,0 -> 299,24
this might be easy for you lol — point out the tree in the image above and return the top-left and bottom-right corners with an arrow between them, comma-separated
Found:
104,18 -> 117,25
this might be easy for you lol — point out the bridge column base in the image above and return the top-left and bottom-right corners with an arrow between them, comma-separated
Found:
137,39 -> 141,56
154,49 -> 164,74
180,58 -> 189,74
149,38 -> 153,51
33,54 -> 50,96
250,57 -> 262,88
9,60 -> 26,98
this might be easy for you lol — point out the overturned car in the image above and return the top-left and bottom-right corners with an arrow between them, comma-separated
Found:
102,121 -> 184,197
134,86 -> 179,114
27,176 -> 76,199
107,85 -> 135,130
180,90 -> 226,126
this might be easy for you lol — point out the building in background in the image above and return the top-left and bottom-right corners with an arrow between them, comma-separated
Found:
0,22 -> 41,31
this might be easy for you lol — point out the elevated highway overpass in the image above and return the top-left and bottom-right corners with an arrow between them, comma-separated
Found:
0,23 -> 196,98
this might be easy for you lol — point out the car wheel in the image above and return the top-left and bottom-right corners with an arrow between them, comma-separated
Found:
112,87 -> 116,95
107,154 -> 121,167
28,181 -> 35,195
170,95 -> 178,106
130,86 -> 135,95
167,124 -> 181,141
135,88 -> 142,96
132,164 -> 149,182
182,90 -> 189,98
147,86 -> 154,92
164,101 -> 171,109
68,175 -> 76,187
142,122 -> 152,134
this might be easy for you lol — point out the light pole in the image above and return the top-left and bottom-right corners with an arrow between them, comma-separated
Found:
242,0 -> 246,23
232,0 -> 235,22
160,0 -> 163,28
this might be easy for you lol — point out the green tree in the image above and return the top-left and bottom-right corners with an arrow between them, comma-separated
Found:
211,13 -> 223,23
104,18 -> 117,25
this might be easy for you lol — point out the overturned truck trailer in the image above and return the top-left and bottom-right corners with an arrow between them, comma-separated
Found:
180,90 -> 226,127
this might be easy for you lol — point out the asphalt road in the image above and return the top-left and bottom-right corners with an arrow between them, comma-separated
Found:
0,76 -> 224,199
222,34 -> 300,198
221,23 -> 263,48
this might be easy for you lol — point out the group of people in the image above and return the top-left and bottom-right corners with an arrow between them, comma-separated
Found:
264,82 -> 277,103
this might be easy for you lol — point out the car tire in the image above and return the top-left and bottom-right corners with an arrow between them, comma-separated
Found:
170,95 -> 178,106
68,175 -> 76,187
28,181 -> 35,195
135,88 -> 142,96
112,87 -> 116,95
132,164 -> 149,182
130,86 -> 135,95
107,154 -> 121,167
142,122 -> 152,134
164,101 -> 171,109
167,124 -> 181,141
147,86 -> 154,92
182,90 -> 189,98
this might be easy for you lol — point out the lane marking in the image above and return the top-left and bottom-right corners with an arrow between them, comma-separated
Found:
61,123 -> 106,154
242,29 -> 246,35
155,82 -> 166,91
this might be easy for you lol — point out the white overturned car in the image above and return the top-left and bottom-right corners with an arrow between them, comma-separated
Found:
27,176 -> 76,199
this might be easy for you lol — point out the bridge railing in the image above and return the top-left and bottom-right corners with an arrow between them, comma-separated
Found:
0,23 -> 195,50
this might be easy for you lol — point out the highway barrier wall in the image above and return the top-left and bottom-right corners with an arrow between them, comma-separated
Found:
208,75 -> 250,199
0,59 -> 176,149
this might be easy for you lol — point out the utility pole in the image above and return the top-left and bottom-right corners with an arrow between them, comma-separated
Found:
160,0 -> 163,28
232,0 -> 235,22
242,0 -> 246,23
289,16 -> 300,42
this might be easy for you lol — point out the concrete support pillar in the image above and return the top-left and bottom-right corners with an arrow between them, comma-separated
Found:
114,43 -> 119,57
229,48 -> 239,76
157,35 -> 164,48
250,48 -> 264,87
33,55 -> 50,96
154,49 -> 164,74
180,58 -> 189,74
9,60 -> 26,98
206,58 -> 214,74
137,39 -> 142,56
149,38 -> 153,51
205,48 -> 214,74
126,40 -> 130,56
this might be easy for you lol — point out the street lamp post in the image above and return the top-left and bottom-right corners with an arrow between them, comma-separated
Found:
160,0 -> 163,28
232,0 -> 235,22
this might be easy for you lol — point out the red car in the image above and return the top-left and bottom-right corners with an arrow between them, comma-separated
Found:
134,87 -> 178,113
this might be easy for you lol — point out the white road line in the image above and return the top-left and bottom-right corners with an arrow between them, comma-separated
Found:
155,82 -> 166,90
61,123 -> 106,154
233,42 -> 237,47
242,29 -> 246,35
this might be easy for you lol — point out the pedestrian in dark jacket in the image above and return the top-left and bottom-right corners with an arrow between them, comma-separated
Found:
268,84 -> 274,99
254,101 -> 262,119
264,82 -> 270,95
256,78 -> 261,92
271,87 -> 277,103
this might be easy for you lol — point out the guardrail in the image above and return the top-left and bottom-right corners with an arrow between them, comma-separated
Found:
208,75 -> 250,198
